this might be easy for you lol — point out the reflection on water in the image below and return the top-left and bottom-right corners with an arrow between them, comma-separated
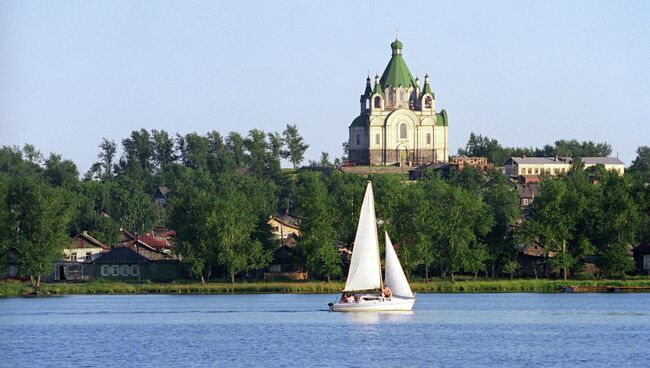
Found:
1,293 -> 649,368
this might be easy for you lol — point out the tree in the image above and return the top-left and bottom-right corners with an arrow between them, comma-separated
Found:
122,129 -> 153,172
295,172 -> 340,281
629,146 -> 650,177
168,170 -> 220,284
522,179 -> 582,280
151,129 -> 176,172
97,138 -> 117,178
281,124 -> 309,169
43,153 -> 79,188
5,174 -> 71,288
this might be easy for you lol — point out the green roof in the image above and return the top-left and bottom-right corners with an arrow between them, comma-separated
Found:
372,78 -> 384,96
349,114 -> 370,128
421,80 -> 434,98
436,109 -> 449,126
380,39 -> 415,89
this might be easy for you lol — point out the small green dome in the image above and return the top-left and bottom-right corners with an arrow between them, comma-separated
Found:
390,38 -> 403,50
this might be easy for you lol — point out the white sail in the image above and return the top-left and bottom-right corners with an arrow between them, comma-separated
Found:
384,231 -> 414,298
344,182 -> 382,292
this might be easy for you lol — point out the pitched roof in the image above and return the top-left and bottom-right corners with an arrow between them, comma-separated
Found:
581,157 -> 625,165
436,110 -> 449,127
516,183 -> 540,199
380,39 -> 416,89
509,157 -> 569,165
74,231 -> 109,250
94,246 -> 150,264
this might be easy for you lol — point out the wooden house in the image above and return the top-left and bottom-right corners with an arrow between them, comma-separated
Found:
94,246 -> 183,282
264,234 -> 306,280
153,186 -> 170,206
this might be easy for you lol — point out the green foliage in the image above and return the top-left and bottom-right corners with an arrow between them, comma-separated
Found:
4,173 -> 71,287
295,172 -> 341,281
281,124 -> 309,169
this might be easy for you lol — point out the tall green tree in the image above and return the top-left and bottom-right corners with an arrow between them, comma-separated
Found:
5,174 -> 71,287
281,124 -> 309,169
295,172 -> 340,281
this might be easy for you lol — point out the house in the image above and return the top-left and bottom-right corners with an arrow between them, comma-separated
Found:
633,244 -> 650,274
64,231 -> 109,262
408,156 -> 491,180
118,228 -> 176,261
94,246 -> 183,282
516,241 -> 548,278
504,156 -> 625,178
153,186 -> 170,205
268,214 -> 301,241
264,235 -> 306,280
515,182 -> 540,209
53,232 -> 109,281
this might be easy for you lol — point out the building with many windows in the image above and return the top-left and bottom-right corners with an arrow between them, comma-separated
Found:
348,39 -> 449,166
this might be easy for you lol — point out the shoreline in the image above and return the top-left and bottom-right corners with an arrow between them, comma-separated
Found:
4,279 -> 650,297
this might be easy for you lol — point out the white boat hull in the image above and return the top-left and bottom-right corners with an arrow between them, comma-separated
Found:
330,297 -> 415,312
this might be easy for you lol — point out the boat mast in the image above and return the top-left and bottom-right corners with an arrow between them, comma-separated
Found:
370,181 -> 384,292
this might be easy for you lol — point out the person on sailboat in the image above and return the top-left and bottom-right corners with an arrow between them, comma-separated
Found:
340,292 -> 349,303
382,286 -> 392,301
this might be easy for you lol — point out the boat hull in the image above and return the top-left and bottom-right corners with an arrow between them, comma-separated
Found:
330,297 -> 415,312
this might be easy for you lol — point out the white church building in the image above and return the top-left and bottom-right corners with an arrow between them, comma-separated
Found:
348,39 -> 449,166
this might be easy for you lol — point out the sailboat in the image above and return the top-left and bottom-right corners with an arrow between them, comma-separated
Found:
329,181 -> 415,312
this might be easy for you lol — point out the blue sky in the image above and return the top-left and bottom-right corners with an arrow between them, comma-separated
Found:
1,1 -> 648,172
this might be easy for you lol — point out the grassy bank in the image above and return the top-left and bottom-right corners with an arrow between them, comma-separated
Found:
4,278 -> 650,297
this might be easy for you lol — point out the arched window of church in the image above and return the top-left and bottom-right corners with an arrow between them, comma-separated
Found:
400,124 -> 407,139
356,135 -> 360,146
399,90 -> 405,104
425,96 -> 432,108
388,90 -> 395,105
375,134 -> 380,146
426,133 -> 431,145
374,96 -> 381,108
365,98 -> 370,109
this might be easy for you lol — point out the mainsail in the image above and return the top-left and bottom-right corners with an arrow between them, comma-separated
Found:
344,182 -> 382,291
384,231 -> 414,298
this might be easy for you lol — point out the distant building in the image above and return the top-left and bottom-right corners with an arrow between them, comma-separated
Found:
53,231 -> 110,281
348,39 -> 449,166
504,156 -> 625,178
515,182 -> 541,209
153,186 -> 170,205
408,156 -> 491,180
94,246 -> 183,282
268,214 -> 301,242
118,228 -> 176,261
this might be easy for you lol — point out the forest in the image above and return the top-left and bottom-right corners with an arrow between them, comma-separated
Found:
1,126 -> 649,286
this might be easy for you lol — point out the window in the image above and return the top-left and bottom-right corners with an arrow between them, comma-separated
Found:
400,124 -> 407,139
101,265 -> 109,276
374,96 -> 381,108
523,199 -> 529,206
399,90 -> 405,104
71,252 -> 77,261
520,168 -> 525,175
112,265 -> 119,276
121,265 -> 129,276
85,252 -> 92,261
424,96 -> 432,108
528,168 -> 532,174
365,98 -> 370,109
426,133 -> 431,145
131,265 -> 140,276
535,168 -> 539,174
375,134 -> 380,146
356,135 -> 360,145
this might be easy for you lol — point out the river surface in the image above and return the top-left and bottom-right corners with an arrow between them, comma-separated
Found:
1,293 -> 649,367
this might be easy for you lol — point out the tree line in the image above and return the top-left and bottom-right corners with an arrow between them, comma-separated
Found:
1,127 -> 649,286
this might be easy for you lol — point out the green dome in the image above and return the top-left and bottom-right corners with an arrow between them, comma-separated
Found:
391,38 -> 403,50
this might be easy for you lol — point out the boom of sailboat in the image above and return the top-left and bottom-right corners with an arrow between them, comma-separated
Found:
329,181 -> 415,312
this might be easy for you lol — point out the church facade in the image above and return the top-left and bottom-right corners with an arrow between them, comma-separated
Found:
348,39 -> 449,166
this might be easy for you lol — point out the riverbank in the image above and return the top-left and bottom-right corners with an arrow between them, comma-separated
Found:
4,278 -> 650,297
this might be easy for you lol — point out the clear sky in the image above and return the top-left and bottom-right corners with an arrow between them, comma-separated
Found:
1,1 -> 648,172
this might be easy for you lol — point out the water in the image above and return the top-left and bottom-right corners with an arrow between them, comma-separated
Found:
1,293 -> 649,367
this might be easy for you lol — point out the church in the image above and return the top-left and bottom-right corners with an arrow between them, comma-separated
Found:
348,39 -> 449,166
